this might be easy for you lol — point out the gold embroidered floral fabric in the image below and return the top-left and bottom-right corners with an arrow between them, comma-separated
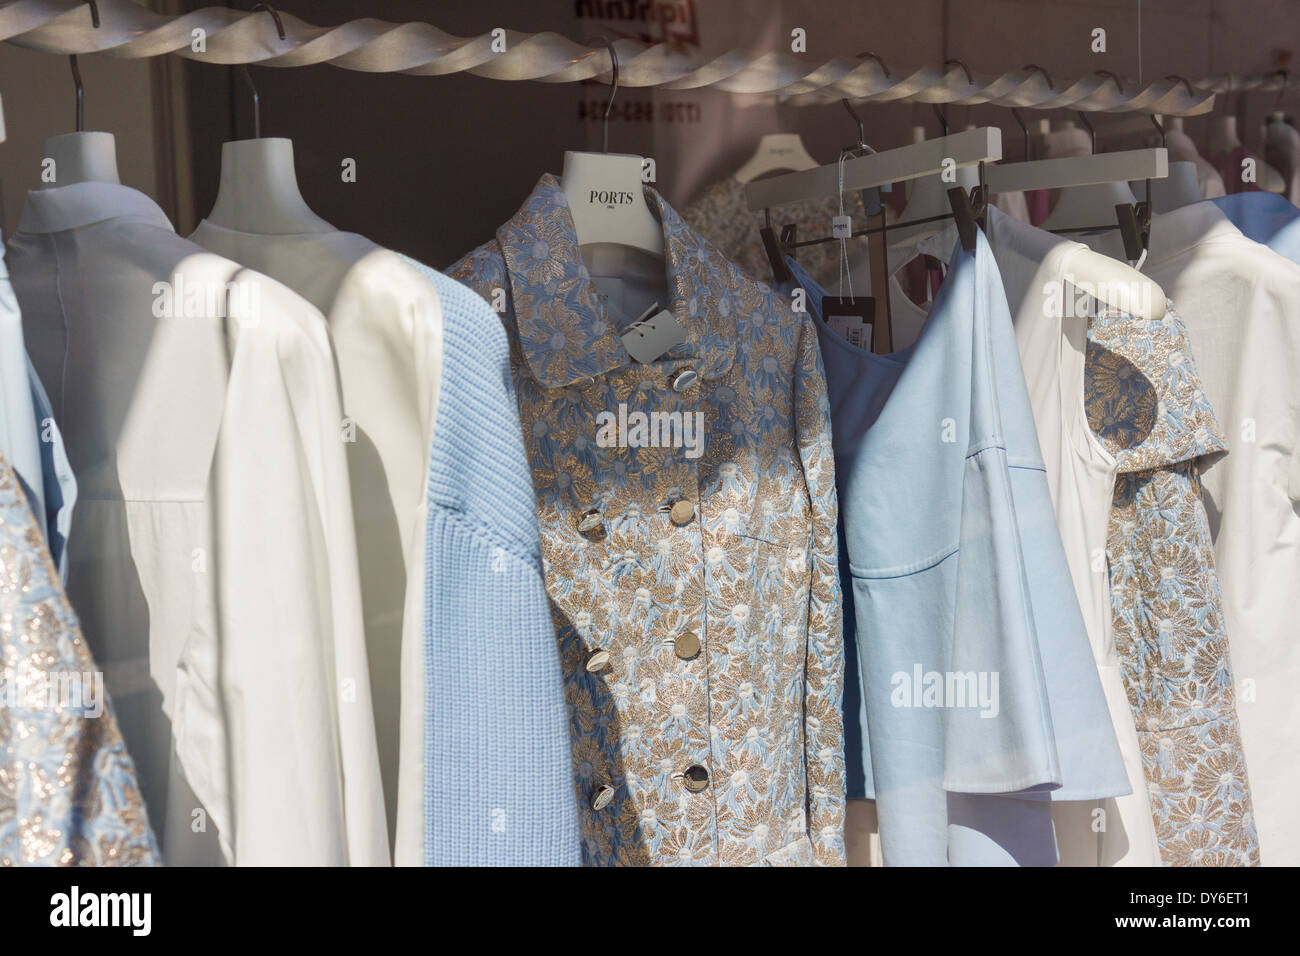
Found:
1086,305 -> 1259,866
449,174 -> 846,866
682,175 -> 866,286
0,453 -> 158,866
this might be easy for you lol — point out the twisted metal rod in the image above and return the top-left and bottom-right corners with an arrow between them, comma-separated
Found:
0,0 -> 1223,114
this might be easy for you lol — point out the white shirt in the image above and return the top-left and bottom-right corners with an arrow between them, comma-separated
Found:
0,240 -> 43,523
187,220 -> 443,862
1082,200 -> 1300,865
987,208 -> 1161,866
7,182 -> 388,866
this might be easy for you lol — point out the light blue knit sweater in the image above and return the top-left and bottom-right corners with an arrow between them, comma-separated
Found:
399,256 -> 580,866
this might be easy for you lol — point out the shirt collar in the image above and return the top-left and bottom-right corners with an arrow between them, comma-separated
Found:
496,173 -> 744,388
17,182 -> 174,235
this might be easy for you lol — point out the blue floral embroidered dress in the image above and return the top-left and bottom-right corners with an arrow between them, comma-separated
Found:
449,174 -> 845,866
0,450 -> 158,865
1086,304 -> 1260,865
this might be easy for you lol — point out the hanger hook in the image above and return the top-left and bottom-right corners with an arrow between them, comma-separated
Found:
1076,110 -> 1097,153
943,58 -> 974,86
238,67 -> 261,139
1273,69 -> 1289,112
852,51 -> 890,78
840,98 -> 873,154
69,2 -> 100,132
1150,114 -> 1167,149
1160,75 -> 1196,120
581,36 -> 619,154
70,56 -> 85,132
933,103 -> 949,137
1094,69 -> 1124,102
1021,63 -> 1054,89
1010,107 -> 1030,159
602,40 -> 619,154
938,60 -> 973,135
251,2 -> 286,40
234,5 -> 285,140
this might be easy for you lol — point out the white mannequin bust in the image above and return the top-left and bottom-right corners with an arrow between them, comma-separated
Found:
1206,115 -> 1288,192
1208,115 -> 1241,154
41,131 -> 120,187
205,137 -> 334,235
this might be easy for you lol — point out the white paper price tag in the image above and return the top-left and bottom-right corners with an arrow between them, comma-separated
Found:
621,306 -> 688,363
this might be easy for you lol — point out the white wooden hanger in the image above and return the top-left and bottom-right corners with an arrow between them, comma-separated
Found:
733,133 -> 820,184
744,126 -> 1002,210
985,114 -> 1167,320
559,41 -> 663,257
891,125 -> 980,248
988,144 -> 1167,227
985,145 -> 1165,237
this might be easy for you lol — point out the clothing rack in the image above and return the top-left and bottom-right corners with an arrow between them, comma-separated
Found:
0,0 -> 1222,115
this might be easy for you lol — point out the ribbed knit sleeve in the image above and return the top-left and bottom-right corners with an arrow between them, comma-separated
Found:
404,262 -> 580,866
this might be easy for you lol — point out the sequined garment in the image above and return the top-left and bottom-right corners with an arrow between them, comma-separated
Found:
1086,305 -> 1260,866
449,174 -> 845,867
0,453 -> 158,866
682,175 -> 865,286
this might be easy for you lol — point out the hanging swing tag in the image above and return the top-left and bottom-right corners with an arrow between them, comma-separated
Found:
823,296 -> 874,350
831,214 -> 852,239
621,303 -> 688,363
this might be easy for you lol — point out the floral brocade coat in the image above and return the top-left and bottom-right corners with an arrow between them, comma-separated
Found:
0,452 -> 158,866
449,175 -> 846,866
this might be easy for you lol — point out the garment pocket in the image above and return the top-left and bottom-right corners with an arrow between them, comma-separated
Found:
761,834 -> 816,867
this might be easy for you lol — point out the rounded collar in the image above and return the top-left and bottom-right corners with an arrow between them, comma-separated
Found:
494,173 -> 747,389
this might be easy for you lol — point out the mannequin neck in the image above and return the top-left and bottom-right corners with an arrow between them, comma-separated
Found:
1208,116 -> 1241,153
1138,161 -> 1203,213
42,131 -> 120,187
205,137 -> 334,235
1165,129 -> 1202,164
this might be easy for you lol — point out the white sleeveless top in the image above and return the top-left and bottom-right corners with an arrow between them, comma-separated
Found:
987,207 -> 1161,866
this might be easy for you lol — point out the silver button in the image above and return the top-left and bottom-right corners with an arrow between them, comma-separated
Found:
591,784 -> 616,810
669,500 -> 695,526
671,367 -> 699,392
585,649 -> 611,672
577,508 -> 605,538
674,631 -> 701,661
681,765 -> 710,793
